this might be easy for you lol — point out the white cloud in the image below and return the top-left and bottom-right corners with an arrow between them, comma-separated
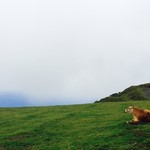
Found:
0,0 -> 150,106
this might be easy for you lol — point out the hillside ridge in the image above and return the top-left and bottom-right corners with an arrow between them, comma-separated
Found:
95,83 -> 150,103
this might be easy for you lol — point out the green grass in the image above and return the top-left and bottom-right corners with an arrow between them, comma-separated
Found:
0,101 -> 150,150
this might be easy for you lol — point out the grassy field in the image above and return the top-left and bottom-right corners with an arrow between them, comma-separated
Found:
0,101 -> 150,150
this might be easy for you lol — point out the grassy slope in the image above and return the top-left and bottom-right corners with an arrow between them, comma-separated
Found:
0,101 -> 150,150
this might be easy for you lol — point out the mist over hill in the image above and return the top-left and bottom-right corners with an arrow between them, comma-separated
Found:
0,93 -> 84,107
0,93 -> 29,107
95,83 -> 150,103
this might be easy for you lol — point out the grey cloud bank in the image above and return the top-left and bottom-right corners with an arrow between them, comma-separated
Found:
0,0 -> 150,106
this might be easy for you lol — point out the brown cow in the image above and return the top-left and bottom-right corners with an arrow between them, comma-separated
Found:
125,105 -> 150,124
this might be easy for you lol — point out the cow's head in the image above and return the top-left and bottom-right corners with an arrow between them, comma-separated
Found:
125,105 -> 134,114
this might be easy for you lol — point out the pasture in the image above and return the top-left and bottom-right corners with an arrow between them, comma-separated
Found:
0,101 -> 150,150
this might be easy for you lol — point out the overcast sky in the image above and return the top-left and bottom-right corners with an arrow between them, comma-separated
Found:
0,0 -> 150,106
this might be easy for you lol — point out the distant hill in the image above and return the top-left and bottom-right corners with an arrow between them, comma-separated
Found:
0,93 -> 29,107
95,83 -> 150,103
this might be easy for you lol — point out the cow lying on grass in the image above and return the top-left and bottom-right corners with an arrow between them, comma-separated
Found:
125,105 -> 150,124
